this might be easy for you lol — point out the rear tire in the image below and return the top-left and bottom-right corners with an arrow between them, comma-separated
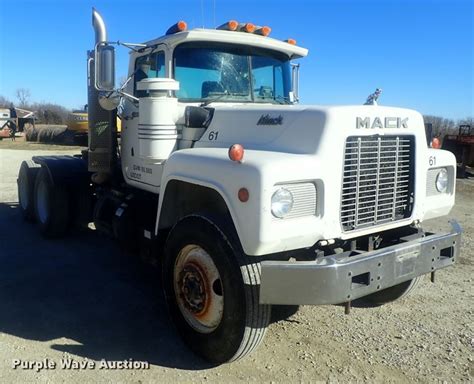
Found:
362,277 -> 422,306
34,167 -> 70,238
163,214 -> 270,364
17,160 -> 41,221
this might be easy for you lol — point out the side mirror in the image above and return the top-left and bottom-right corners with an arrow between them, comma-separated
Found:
290,62 -> 300,103
95,44 -> 115,91
98,91 -> 120,111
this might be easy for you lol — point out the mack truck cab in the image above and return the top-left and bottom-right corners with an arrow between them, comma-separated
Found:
17,9 -> 462,364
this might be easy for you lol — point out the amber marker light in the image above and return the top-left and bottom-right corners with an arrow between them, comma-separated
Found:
216,20 -> 240,31
228,144 -> 244,163
285,38 -> 297,45
166,20 -> 188,35
243,23 -> 256,33
228,20 -> 239,31
257,26 -> 272,36
238,188 -> 250,202
431,137 -> 441,149
177,20 -> 187,31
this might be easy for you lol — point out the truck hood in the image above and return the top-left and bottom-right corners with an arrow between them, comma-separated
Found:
194,104 -> 427,155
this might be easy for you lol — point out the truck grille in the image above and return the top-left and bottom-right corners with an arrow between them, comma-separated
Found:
341,135 -> 415,231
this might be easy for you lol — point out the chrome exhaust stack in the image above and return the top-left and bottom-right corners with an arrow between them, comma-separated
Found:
87,8 -> 117,174
92,8 -> 107,43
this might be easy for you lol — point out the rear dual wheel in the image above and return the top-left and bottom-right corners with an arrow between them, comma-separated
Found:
163,215 -> 271,364
33,167 -> 70,238
18,160 -> 40,220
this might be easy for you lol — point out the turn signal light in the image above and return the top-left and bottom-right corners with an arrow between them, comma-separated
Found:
285,38 -> 297,45
228,144 -> 244,162
431,137 -> 441,149
256,26 -> 271,36
242,23 -> 256,33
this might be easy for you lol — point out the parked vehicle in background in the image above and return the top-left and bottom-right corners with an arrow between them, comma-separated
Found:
442,125 -> 473,177
0,108 -> 13,139
66,105 -> 121,146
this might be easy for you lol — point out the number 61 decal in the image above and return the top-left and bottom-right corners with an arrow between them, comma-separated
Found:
429,156 -> 436,166
208,131 -> 219,141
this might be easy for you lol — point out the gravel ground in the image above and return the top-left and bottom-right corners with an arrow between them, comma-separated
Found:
0,146 -> 472,383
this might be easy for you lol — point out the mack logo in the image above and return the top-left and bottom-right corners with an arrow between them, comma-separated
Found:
257,114 -> 283,125
356,117 -> 409,129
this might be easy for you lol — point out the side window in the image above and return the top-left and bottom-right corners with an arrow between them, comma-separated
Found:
251,56 -> 287,102
134,52 -> 166,97
252,65 -> 274,99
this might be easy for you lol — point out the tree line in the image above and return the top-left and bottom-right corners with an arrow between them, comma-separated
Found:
0,89 -> 472,135
0,90 -> 71,125
424,115 -> 473,138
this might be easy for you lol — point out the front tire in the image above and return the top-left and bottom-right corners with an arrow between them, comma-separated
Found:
34,167 -> 70,238
361,277 -> 422,306
163,215 -> 270,364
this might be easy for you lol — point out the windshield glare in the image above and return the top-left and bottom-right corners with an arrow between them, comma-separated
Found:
173,43 -> 292,103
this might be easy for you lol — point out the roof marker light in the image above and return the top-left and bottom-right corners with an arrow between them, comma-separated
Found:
242,23 -> 256,33
256,26 -> 272,36
217,20 -> 239,31
285,38 -> 297,45
177,21 -> 187,31
166,20 -> 188,35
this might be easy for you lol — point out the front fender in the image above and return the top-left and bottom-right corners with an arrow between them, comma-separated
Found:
421,148 -> 457,221
157,148 -> 264,255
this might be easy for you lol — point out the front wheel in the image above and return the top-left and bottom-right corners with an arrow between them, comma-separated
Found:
361,277 -> 422,306
163,215 -> 270,364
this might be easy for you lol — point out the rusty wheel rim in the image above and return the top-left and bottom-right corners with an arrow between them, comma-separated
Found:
174,244 -> 224,333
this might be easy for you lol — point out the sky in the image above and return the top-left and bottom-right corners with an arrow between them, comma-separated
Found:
0,0 -> 472,119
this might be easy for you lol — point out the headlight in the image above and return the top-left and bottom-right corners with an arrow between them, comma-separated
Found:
435,168 -> 449,193
271,188 -> 294,218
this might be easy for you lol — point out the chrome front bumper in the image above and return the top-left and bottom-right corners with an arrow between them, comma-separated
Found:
260,221 -> 462,305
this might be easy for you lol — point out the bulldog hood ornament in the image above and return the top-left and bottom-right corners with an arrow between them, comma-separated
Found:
364,88 -> 383,106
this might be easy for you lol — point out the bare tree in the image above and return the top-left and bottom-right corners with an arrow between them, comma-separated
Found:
16,88 -> 31,107
423,115 -> 456,138
0,95 -> 12,108
458,117 -> 473,128
30,101 -> 69,124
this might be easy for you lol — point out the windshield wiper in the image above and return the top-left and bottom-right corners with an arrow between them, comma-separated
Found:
274,96 -> 292,105
201,91 -> 230,106
201,91 -> 249,106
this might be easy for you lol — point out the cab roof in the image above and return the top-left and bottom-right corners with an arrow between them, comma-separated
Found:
142,28 -> 308,59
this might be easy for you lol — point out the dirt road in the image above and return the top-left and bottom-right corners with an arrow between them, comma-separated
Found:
0,147 -> 472,383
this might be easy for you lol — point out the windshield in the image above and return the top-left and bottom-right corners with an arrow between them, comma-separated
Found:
173,43 -> 292,103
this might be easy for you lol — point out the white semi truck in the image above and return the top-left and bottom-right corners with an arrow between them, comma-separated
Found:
17,9 -> 461,364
